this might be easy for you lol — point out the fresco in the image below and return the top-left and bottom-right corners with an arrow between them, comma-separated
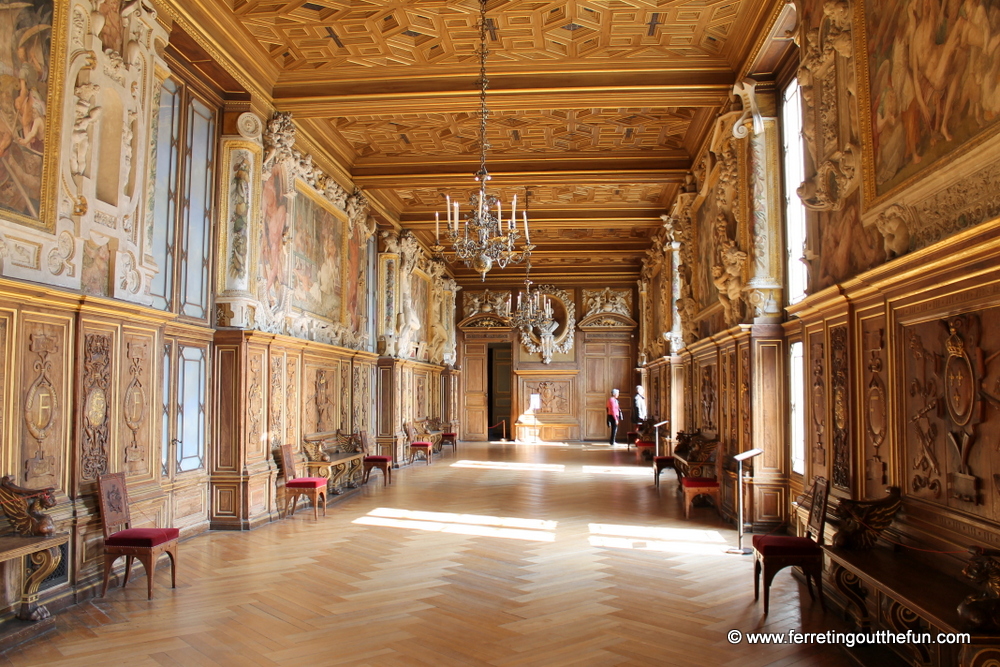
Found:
0,0 -> 52,223
260,164 -> 288,310
865,0 -> 1000,197
291,187 -> 342,320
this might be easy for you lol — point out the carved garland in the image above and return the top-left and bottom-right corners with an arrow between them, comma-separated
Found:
831,325 -> 851,490
82,333 -> 111,481
812,341 -> 827,466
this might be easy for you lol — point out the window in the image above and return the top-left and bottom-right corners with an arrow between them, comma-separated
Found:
148,77 -> 218,320
789,341 -> 805,475
781,78 -> 808,305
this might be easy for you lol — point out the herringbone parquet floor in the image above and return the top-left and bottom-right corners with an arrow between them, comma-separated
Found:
3,442 -> 851,666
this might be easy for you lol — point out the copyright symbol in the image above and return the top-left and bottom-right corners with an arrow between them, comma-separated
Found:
728,630 -> 742,644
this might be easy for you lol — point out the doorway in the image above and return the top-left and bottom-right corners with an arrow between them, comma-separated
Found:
487,343 -> 512,440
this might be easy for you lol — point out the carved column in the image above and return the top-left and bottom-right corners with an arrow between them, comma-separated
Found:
215,109 -> 264,329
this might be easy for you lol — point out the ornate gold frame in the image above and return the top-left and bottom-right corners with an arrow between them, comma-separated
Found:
0,0 -> 66,233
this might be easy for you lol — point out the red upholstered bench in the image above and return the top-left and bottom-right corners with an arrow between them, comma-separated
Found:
635,440 -> 655,463
680,476 -> 719,519
625,431 -> 639,450
653,456 -> 675,487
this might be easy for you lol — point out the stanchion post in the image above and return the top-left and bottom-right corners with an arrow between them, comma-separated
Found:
727,448 -> 763,555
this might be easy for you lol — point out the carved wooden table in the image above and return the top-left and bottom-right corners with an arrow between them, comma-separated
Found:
825,545 -> 1000,666
0,534 -> 68,621
305,452 -> 364,494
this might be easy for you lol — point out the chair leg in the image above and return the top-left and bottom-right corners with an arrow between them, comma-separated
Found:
754,558 -> 761,600
123,555 -> 135,588
100,555 -> 117,597
140,553 -> 157,600
167,548 -> 177,589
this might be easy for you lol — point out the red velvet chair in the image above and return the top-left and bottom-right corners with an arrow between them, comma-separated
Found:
360,431 -> 392,486
405,423 -> 432,465
653,456 -> 675,487
280,444 -> 328,519
679,451 -> 721,519
753,477 -> 829,614
97,472 -> 179,600
440,431 -> 457,453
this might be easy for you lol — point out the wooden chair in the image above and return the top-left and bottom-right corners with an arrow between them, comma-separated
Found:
753,477 -> 829,615
440,430 -> 457,453
405,422 -> 433,465
625,431 -> 639,451
360,431 -> 392,486
653,455 -> 675,487
279,444 -> 328,519
97,472 -> 179,600
680,448 -> 722,519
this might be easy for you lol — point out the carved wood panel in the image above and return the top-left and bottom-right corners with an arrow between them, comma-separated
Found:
861,317 -> 888,498
80,328 -> 113,482
831,325 -> 851,491
20,314 -> 72,492
121,329 -> 155,480
269,351 -> 285,447
285,353 -> 300,449
247,346 -> 267,462
809,330 -> 827,474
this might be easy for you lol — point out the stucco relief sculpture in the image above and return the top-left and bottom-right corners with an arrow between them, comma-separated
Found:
712,216 -> 748,328
464,289 -> 511,318
583,287 -> 631,318
517,285 -> 575,364
873,203 -> 912,258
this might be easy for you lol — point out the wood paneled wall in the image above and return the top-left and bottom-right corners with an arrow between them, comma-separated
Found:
213,330 -> 377,529
375,357 -> 449,463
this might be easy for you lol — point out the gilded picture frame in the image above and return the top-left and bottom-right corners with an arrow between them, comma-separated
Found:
0,0 -> 66,233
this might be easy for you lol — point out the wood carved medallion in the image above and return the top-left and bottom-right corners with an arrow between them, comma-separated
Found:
25,334 -> 58,481
811,340 -> 827,466
123,342 -> 148,475
82,333 -> 112,481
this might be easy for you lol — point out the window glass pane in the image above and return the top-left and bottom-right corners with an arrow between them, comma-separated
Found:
162,343 -> 171,478
180,96 -> 215,319
782,78 -> 808,304
148,79 -> 180,311
176,345 -> 207,472
789,341 -> 805,475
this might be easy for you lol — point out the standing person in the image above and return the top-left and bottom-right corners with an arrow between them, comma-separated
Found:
606,388 -> 623,445
633,385 -> 647,432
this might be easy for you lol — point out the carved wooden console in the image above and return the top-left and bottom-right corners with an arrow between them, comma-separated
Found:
301,432 -> 364,494
824,546 -> 1000,666
0,534 -> 69,622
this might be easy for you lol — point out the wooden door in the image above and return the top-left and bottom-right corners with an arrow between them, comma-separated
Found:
489,345 -> 512,435
462,341 -> 488,440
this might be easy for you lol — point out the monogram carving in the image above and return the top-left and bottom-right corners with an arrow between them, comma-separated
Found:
25,334 -> 58,481
864,328 -> 888,487
123,342 -> 148,474
82,333 -> 112,481
831,326 -> 851,490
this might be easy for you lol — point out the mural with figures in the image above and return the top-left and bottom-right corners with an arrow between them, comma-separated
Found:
0,0 -> 53,226
260,163 -> 288,312
291,187 -> 343,320
345,221 -> 369,335
862,0 -> 1000,199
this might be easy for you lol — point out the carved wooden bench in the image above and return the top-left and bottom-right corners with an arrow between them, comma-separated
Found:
824,545 -> 1000,665
301,432 -> 364,494
672,431 -> 719,480
414,420 -> 444,453
0,534 -> 68,622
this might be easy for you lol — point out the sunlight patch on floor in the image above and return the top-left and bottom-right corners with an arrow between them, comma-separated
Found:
452,460 -> 565,472
581,465 -> 650,475
588,522 -> 729,554
353,508 -> 557,541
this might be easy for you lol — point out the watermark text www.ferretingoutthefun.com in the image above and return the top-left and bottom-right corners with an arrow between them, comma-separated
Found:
727,629 -> 970,648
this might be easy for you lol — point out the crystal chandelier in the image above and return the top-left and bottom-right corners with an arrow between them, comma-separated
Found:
432,0 -> 533,281
511,256 -> 561,364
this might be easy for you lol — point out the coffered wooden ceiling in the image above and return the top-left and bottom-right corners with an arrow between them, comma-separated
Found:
204,0 -> 781,285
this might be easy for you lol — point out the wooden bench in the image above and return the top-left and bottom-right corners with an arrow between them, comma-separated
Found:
301,432 -> 365,494
825,546 -> 1000,666
413,420 -> 444,453
672,431 -> 719,480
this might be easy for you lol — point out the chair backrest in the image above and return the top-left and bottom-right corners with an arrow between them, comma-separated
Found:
404,422 -> 416,443
279,444 -> 299,481
96,472 -> 132,539
807,477 -> 830,544
359,431 -> 374,456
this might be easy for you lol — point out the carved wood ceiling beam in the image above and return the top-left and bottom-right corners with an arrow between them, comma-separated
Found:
354,166 -> 687,188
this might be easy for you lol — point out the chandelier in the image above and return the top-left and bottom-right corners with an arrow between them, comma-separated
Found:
432,0 -> 533,281
511,257 -> 561,364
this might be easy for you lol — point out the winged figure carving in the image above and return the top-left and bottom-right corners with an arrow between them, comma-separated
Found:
831,486 -> 902,550
0,475 -> 56,536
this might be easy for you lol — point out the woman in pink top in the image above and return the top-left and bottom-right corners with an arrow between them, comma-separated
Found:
606,389 -> 622,445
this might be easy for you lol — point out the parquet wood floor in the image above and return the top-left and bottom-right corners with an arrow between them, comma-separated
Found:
3,442 -> 852,666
